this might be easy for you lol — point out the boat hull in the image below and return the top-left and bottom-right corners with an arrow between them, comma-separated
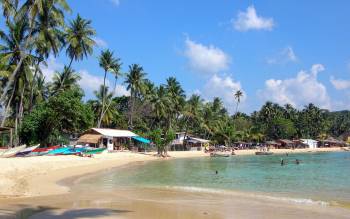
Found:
255,151 -> 274,155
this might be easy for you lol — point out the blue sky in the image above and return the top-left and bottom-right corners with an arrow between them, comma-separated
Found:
6,0 -> 350,113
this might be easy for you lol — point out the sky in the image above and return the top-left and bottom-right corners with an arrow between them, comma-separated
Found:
6,0 -> 350,114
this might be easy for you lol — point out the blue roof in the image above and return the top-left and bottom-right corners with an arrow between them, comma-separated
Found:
132,136 -> 151,144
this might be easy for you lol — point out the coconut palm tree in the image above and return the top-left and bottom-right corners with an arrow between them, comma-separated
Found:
50,66 -> 81,95
88,85 -> 117,127
0,0 -> 70,107
165,77 -> 185,128
97,49 -> 120,127
65,14 -> 95,69
125,64 -> 147,129
29,0 -> 66,111
234,89 -> 243,114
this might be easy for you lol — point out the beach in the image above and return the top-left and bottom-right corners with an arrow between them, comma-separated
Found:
0,148 -> 349,219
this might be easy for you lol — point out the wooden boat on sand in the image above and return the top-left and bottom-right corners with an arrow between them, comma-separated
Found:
15,144 -> 40,157
255,151 -> 274,155
0,145 -> 26,158
210,152 -> 230,157
83,148 -> 106,155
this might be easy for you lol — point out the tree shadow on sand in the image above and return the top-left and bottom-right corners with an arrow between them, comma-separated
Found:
15,207 -> 132,219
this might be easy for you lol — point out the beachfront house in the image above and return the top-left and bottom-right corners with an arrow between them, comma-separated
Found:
276,139 -> 296,149
171,132 -> 210,151
318,138 -> 347,148
77,128 -> 150,151
300,139 -> 318,149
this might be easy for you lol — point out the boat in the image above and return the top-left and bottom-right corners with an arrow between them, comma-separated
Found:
61,147 -> 87,155
29,145 -> 60,156
46,147 -> 71,155
83,148 -> 106,155
255,151 -> 274,155
15,144 -> 40,157
210,152 -> 230,157
0,145 -> 27,158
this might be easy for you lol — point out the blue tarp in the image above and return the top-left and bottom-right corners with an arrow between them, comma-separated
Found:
132,136 -> 151,144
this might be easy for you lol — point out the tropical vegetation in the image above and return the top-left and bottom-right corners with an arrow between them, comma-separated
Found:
0,1 -> 349,153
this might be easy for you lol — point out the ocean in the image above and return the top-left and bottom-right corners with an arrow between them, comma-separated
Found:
81,152 -> 350,206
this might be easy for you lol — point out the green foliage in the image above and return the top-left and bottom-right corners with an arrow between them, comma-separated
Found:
266,118 -> 296,140
20,88 -> 94,145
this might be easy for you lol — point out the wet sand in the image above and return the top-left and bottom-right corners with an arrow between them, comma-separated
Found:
2,186 -> 350,219
0,148 -> 349,218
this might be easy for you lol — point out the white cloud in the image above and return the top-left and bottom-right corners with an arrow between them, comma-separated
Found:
114,84 -> 130,97
184,37 -> 230,74
41,56 -> 63,82
40,57 -> 129,98
202,74 -> 246,113
267,46 -> 297,64
330,77 -> 350,90
258,64 -> 331,109
109,0 -> 120,6
93,37 -> 108,48
78,70 -> 106,93
233,5 -> 274,31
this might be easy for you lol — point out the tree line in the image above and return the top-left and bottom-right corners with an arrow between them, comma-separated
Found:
1,1 -> 349,153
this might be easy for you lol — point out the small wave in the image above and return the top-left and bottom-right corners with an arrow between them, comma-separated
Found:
165,186 -> 330,206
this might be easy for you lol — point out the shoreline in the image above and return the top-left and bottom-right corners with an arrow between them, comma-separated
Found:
0,147 -> 345,199
0,148 -> 349,218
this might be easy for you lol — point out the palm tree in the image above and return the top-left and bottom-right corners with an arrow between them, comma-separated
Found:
234,89 -> 243,114
182,94 -> 202,148
65,14 -> 95,69
0,19 -> 36,127
165,77 -> 185,128
0,0 -> 70,107
50,66 -> 81,95
29,0 -> 67,111
97,49 -> 120,127
88,85 -> 117,127
125,64 -> 147,129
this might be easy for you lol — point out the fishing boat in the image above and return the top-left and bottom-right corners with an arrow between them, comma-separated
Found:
61,147 -> 86,155
46,147 -> 71,155
255,151 -> 274,155
29,145 -> 60,156
84,148 -> 106,155
15,144 -> 40,157
0,145 -> 26,158
210,152 -> 230,157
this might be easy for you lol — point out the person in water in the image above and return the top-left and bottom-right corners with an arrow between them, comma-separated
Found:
295,159 -> 300,165
215,170 -> 218,174
280,158 -> 285,166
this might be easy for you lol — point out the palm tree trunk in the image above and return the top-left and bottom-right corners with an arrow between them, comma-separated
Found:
0,4 -> 35,109
128,92 -> 135,129
1,80 -> 17,127
18,83 -> 26,126
29,60 -> 40,112
98,70 -> 108,128
68,57 -> 74,70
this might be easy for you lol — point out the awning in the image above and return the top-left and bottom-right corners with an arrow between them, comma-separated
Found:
132,136 -> 151,144
78,134 -> 102,144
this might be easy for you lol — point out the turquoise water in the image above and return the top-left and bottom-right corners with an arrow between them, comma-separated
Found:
84,152 -> 350,204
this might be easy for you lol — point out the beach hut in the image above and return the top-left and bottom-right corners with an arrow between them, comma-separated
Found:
77,128 -> 150,151
170,132 -> 210,151
277,139 -> 296,149
265,141 -> 280,149
300,139 -> 318,149
318,137 -> 346,148
186,137 -> 210,151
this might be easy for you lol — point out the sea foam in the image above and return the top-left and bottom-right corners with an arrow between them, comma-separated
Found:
165,186 -> 330,206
